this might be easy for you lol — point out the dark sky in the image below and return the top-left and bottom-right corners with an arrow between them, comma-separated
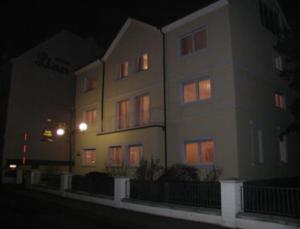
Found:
0,0 -> 299,63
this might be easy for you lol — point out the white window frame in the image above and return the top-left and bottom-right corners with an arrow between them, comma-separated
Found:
183,139 -> 215,166
178,26 -> 207,57
181,77 -> 212,104
81,148 -> 96,167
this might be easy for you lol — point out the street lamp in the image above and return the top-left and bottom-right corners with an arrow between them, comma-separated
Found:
56,122 -> 88,173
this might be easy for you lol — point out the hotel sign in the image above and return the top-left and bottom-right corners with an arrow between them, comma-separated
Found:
35,51 -> 70,75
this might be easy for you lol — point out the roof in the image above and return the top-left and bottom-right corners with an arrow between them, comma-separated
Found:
102,18 -> 158,61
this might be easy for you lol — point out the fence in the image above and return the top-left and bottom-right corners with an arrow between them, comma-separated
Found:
130,180 -> 221,209
39,173 -> 60,188
242,184 -> 300,218
71,174 -> 114,196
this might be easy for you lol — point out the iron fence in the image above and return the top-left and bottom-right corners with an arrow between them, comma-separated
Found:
71,175 -> 114,196
130,180 -> 221,209
242,185 -> 300,218
39,173 -> 60,189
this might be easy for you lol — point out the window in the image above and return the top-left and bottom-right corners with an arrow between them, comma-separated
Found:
84,77 -> 97,92
120,61 -> 129,78
180,28 -> 206,56
259,0 -> 281,36
184,140 -> 214,165
82,149 -> 96,166
118,100 -> 130,129
128,145 -> 143,166
85,109 -> 97,125
109,146 -> 123,166
183,79 -> 211,103
279,136 -> 288,163
137,53 -> 149,72
275,93 -> 285,109
135,94 -> 150,126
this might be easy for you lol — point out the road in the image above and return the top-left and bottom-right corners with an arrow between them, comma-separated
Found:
0,185 -> 228,229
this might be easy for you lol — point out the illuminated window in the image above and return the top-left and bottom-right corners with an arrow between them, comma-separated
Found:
82,149 -> 96,166
185,140 -> 214,165
183,79 -> 211,103
180,28 -> 206,56
199,79 -> 211,100
137,53 -> 149,72
84,77 -> 97,92
183,82 -> 197,103
279,136 -> 288,163
120,61 -> 129,78
109,146 -> 122,166
135,94 -> 150,126
275,93 -> 285,109
128,145 -> 143,166
85,109 -> 97,125
118,100 -> 130,129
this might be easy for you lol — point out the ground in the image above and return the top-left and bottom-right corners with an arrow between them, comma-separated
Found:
0,184 -> 229,229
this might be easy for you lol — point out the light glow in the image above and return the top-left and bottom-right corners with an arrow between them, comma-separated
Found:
9,164 -> 17,169
56,128 -> 65,136
79,122 -> 88,132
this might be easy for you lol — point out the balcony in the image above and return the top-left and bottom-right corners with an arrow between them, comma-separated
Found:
100,108 -> 164,133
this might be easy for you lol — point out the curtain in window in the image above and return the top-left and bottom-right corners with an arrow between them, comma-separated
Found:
118,100 -> 130,129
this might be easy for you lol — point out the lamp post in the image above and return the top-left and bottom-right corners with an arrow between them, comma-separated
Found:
56,122 -> 88,173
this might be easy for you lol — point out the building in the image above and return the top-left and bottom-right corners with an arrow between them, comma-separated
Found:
1,30 -> 100,182
74,0 -> 300,180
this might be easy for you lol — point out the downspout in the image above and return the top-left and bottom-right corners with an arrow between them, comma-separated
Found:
100,59 -> 105,132
160,29 -> 168,171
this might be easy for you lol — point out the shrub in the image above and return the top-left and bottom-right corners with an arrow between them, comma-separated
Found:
135,159 -> 164,181
158,164 -> 199,182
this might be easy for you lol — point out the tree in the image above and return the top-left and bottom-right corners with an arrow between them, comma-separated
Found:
274,30 -> 300,138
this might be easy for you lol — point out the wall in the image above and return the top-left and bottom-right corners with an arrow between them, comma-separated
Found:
229,0 -> 300,179
164,4 -> 239,178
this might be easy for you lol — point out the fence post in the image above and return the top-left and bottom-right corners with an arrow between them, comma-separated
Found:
31,170 -> 41,185
60,173 -> 72,193
16,169 -> 23,184
220,179 -> 243,228
114,177 -> 130,207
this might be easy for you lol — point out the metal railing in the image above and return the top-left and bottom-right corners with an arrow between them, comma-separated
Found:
39,173 -> 60,189
102,108 -> 164,133
130,180 -> 221,209
242,185 -> 300,218
71,175 -> 114,196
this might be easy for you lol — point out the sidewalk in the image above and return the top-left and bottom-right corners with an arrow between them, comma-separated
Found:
1,184 -> 229,229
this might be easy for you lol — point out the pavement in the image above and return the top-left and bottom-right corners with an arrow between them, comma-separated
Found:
0,184 -> 229,229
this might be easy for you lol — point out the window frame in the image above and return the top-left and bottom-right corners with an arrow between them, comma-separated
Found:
119,60 -> 129,79
181,77 -> 212,105
135,94 -> 151,126
116,99 -> 131,129
178,26 -> 207,57
136,52 -> 149,72
274,92 -> 285,110
108,145 -> 123,167
84,109 -> 97,126
81,148 -> 96,167
83,77 -> 97,93
183,139 -> 215,166
127,144 -> 144,167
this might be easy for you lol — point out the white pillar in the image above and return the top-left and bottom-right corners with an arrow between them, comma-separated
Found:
60,173 -> 72,192
114,177 -> 130,207
30,170 -> 41,185
220,179 -> 243,228
16,169 -> 23,184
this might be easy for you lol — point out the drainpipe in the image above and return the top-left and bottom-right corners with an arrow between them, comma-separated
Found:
100,59 -> 105,132
160,29 -> 168,171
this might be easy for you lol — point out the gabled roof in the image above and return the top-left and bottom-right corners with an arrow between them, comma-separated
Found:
102,18 -> 158,61
74,59 -> 102,75
162,0 -> 228,33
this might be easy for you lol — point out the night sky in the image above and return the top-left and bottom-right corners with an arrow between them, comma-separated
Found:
0,0 -> 299,64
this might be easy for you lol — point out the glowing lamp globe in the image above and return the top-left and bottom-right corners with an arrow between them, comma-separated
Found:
56,128 -> 65,136
79,122 -> 88,132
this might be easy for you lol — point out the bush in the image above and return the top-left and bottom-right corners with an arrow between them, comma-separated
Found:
135,159 -> 164,181
158,164 -> 199,182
